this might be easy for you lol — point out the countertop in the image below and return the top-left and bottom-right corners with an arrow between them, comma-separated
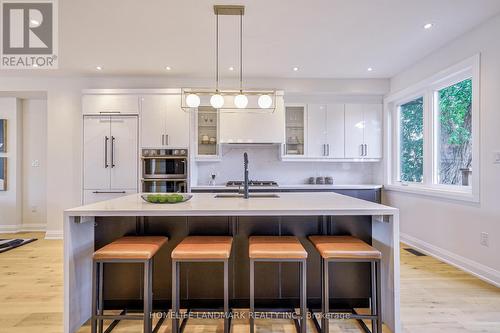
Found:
65,192 -> 396,217
191,184 -> 383,191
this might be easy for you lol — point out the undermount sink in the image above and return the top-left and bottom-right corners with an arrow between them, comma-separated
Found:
214,193 -> 280,198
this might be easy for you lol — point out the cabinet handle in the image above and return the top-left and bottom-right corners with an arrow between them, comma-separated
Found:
161,134 -> 164,146
165,134 -> 169,146
364,144 -> 368,157
111,136 -> 116,168
360,144 -> 364,156
327,144 -> 330,156
104,136 -> 109,168
323,144 -> 326,156
92,191 -> 126,194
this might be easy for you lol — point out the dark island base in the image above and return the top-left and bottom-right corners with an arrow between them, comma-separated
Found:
95,214 -> 374,312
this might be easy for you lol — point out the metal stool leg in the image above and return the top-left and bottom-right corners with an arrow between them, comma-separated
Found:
300,260 -> 307,333
172,261 -> 180,333
321,259 -> 329,333
376,260 -> 382,333
144,260 -> 153,333
98,262 -> 104,333
224,260 -> 230,333
371,261 -> 377,333
91,261 -> 98,333
249,259 -> 255,333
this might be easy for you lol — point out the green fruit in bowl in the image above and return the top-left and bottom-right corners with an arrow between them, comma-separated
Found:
158,195 -> 169,203
147,194 -> 159,203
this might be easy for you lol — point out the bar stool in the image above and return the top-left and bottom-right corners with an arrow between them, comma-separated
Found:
171,236 -> 233,333
309,235 -> 382,333
249,236 -> 308,333
91,236 -> 168,333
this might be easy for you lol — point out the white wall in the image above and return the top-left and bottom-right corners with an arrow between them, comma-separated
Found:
22,99 -> 47,229
383,14 -> 500,285
0,98 -> 23,231
0,76 -> 389,238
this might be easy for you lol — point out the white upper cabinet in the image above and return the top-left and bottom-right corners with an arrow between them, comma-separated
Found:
345,104 -> 382,159
219,96 -> 285,144
82,95 -> 139,115
165,94 -> 190,147
306,104 -> 345,159
325,104 -> 345,158
140,95 -> 167,147
140,94 -> 189,148
307,104 -> 328,157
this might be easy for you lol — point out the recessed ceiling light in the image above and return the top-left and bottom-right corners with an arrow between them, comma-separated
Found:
293,67 -> 299,72
228,66 -> 234,71
424,23 -> 433,30
95,66 -> 102,71
367,67 -> 373,72
165,66 -> 172,71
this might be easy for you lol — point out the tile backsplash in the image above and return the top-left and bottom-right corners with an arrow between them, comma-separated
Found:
194,145 -> 380,185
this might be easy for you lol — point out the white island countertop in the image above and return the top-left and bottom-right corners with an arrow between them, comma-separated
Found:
65,192 -> 396,217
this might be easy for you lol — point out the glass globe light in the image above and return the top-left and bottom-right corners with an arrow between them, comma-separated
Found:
185,94 -> 200,108
210,94 -> 225,108
258,94 -> 273,109
234,94 -> 248,108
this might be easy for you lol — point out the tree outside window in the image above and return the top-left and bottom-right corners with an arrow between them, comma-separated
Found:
399,97 -> 424,182
437,79 -> 472,186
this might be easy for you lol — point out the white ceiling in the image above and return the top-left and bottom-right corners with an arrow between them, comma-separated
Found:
7,0 -> 500,78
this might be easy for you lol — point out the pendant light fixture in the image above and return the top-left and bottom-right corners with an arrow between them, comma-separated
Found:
182,5 -> 277,112
234,12 -> 248,108
210,9 -> 225,108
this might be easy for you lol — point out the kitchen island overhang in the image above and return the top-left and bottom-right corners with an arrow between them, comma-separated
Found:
64,192 -> 400,333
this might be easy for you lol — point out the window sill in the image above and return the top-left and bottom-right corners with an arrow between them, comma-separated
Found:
384,183 -> 479,203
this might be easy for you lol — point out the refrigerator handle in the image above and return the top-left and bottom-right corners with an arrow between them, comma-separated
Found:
104,136 -> 109,168
111,136 -> 116,168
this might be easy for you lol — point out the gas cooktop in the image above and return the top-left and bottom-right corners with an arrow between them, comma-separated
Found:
226,180 -> 279,187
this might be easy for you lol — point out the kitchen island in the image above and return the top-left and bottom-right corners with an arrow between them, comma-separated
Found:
64,192 -> 400,333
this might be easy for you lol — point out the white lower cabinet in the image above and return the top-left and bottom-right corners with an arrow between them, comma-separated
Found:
344,104 -> 382,159
83,115 -> 138,204
140,95 -> 189,148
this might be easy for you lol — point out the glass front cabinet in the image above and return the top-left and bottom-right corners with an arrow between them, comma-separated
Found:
283,105 -> 306,157
195,106 -> 220,160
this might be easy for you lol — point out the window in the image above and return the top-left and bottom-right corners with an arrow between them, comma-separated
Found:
386,55 -> 479,202
398,97 -> 424,183
436,79 -> 473,186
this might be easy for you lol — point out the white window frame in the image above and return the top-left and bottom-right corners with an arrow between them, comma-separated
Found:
384,55 -> 480,203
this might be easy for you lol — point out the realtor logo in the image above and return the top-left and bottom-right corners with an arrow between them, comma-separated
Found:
1,0 -> 58,69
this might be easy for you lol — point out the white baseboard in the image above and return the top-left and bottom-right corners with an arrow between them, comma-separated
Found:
0,225 -> 21,233
44,230 -> 63,240
401,232 -> 500,288
0,224 -> 46,233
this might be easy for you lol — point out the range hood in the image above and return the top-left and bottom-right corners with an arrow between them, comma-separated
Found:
218,94 -> 285,144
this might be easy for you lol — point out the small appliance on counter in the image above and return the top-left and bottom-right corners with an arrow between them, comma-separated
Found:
141,149 -> 188,193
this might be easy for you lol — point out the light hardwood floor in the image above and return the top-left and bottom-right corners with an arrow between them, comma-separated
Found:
0,232 -> 499,333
